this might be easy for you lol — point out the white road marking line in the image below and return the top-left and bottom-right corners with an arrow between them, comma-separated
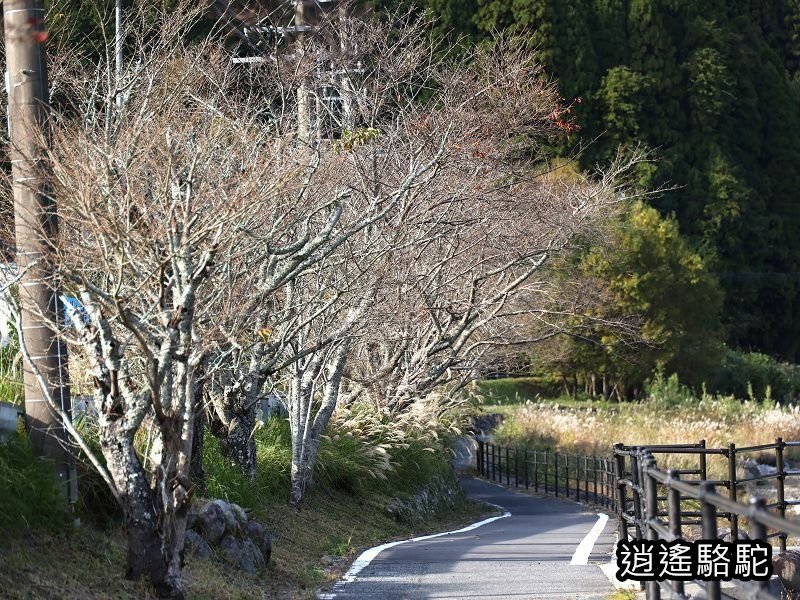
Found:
319,502 -> 511,599
570,512 -> 609,565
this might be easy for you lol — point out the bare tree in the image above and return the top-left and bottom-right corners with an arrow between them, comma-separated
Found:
5,5 -> 288,597
196,7 -> 648,507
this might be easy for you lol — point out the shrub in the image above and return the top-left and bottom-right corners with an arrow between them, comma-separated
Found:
0,434 -> 71,532
645,369 -> 695,408
710,348 -> 800,402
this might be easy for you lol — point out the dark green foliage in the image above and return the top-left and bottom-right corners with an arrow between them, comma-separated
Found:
410,0 -> 800,363
546,202 -> 725,397
204,417 -> 456,506
711,348 -> 800,402
0,435 -> 71,533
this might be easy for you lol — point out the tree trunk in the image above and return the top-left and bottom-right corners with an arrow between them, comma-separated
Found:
190,409 -> 206,494
190,365 -> 207,493
102,424 -> 186,599
209,371 -> 261,479
211,407 -> 257,479
289,432 -> 321,508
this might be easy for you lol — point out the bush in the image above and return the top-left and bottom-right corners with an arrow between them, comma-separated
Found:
710,348 -> 800,402
204,418 -> 292,507
204,411 -> 459,508
0,434 -> 71,532
645,369 -> 695,408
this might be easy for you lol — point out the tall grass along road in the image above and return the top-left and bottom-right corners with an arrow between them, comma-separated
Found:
321,477 -> 616,599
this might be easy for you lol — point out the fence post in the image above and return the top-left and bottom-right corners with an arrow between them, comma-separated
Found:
644,455 -> 661,600
565,454 -> 571,498
477,439 -> 484,475
776,437 -> 787,553
492,444 -> 497,481
667,470 -> 684,598
524,449 -> 529,489
514,448 -> 519,487
505,447 -> 510,486
614,444 -> 628,541
727,442 -> 738,542
543,450 -> 548,494
700,481 -> 721,600
750,497 -> 769,592
699,439 -> 708,481
593,456 -> 598,504
554,452 -> 559,497
584,455 -> 590,503
630,452 -> 643,540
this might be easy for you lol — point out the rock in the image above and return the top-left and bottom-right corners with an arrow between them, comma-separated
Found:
773,550 -> 800,590
218,534 -> 264,574
196,501 -> 226,544
242,538 -> 266,573
186,506 -> 198,530
218,534 -> 245,567
246,520 -> 273,564
230,503 -> 248,528
184,528 -> 213,559
212,499 -> 239,534
717,527 -> 750,542
738,458 -> 761,479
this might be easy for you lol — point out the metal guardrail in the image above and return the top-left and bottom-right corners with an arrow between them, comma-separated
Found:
475,437 -> 800,600
476,439 -> 617,510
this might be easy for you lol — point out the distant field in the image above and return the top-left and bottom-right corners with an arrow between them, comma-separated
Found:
469,377 -> 618,413
476,377 -> 800,476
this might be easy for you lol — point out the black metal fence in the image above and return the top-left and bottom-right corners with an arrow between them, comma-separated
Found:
476,439 -> 617,510
476,437 -> 800,600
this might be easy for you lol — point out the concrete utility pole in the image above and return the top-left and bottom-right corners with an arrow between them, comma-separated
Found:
294,0 -> 311,142
115,0 -> 124,108
3,0 -> 76,501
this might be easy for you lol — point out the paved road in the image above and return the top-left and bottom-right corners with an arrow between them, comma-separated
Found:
325,477 -> 617,599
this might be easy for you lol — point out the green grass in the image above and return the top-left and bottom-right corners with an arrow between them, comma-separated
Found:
468,376 -> 559,405
0,435 -> 71,532
0,342 -> 23,406
469,377 -> 619,413
0,470 -> 489,600
0,417 -> 492,599
607,591 -> 639,600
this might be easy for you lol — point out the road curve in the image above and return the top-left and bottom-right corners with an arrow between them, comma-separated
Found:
323,477 -> 617,599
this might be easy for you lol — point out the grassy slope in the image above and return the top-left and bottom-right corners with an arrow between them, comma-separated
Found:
0,420 -> 491,600
0,488 -> 488,600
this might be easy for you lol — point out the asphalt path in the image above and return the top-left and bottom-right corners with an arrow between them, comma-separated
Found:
324,477 -> 617,599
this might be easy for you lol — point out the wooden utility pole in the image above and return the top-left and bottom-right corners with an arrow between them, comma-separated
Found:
4,0 -> 76,501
